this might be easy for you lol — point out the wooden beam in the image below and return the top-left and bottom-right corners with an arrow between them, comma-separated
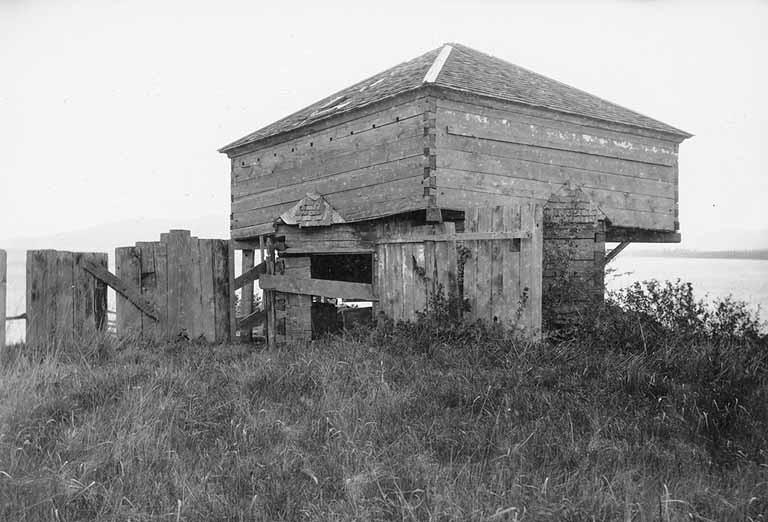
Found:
282,246 -> 374,255
260,275 -> 377,301
377,231 -> 532,244
233,261 -> 266,289
231,239 -> 262,251
80,259 -> 159,321
240,249 -> 255,342
606,228 -> 681,243
238,309 -> 266,330
603,241 -> 631,266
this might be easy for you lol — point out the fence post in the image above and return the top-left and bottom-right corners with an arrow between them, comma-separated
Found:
1,249 -> 6,353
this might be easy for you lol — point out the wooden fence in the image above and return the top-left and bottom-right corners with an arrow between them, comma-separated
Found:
25,250 -> 108,347
116,230 -> 234,342
376,203 -> 543,336
1,249 -> 5,352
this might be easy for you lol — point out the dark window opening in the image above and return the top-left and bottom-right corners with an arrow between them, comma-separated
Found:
308,253 -> 373,337
310,253 -> 372,283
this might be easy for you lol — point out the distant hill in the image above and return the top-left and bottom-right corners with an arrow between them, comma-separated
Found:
626,248 -> 768,260
1,214 -> 228,255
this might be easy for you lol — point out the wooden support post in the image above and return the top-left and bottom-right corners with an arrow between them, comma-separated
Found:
603,241 -> 631,267
259,235 -> 267,343
228,241 -> 237,343
0,249 -> 5,354
266,236 -> 276,348
241,249 -> 255,342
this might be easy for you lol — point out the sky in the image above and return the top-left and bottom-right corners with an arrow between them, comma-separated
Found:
1,0 -> 766,250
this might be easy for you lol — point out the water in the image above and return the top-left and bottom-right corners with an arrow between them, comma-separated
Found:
4,252 -> 767,344
607,256 -> 768,318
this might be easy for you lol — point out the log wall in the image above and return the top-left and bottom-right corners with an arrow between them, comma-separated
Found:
433,96 -> 680,231
228,95 -> 434,239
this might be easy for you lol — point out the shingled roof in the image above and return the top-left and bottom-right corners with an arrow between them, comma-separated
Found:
220,43 -> 690,153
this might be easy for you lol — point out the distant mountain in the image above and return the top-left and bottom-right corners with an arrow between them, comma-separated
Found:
626,248 -> 768,260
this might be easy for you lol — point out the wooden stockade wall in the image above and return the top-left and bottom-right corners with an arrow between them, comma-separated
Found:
116,230 -> 234,342
376,204 -> 542,335
26,250 -> 108,348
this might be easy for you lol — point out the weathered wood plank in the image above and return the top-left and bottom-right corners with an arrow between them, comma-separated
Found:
440,108 -> 678,166
605,228 -> 681,243
530,204 -> 543,339
232,188 -> 426,240
233,260 -> 266,289
240,249 -> 255,342
212,240 -> 230,342
82,259 -> 157,320
25,251 -> 42,346
198,239 -> 217,342
0,250 -> 5,352
377,231 -> 532,244
233,126 -> 424,194
433,91 -> 685,143
238,309 -> 266,330
260,276 -> 377,302
230,96 -> 427,169
73,253 -> 95,339
165,230 -> 193,338
189,238 -> 204,339
233,154 -> 425,214
437,168 -> 675,217
227,241 -> 237,342
115,247 -> 143,336
490,207 -> 505,322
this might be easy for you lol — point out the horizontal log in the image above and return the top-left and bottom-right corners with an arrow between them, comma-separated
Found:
238,309 -> 266,330
377,231 -> 532,244
231,239 -> 262,250
260,275 -> 377,301
234,261 -> 266,289
5,313 -> 26,321
606,227 -> 681,243
81,259 -> 158,321
282,246 -> 375,255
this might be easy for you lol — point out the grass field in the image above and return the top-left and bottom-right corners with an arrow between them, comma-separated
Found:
1,282 -> 766,521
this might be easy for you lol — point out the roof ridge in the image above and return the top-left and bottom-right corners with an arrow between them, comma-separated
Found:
423,44 -> 453,83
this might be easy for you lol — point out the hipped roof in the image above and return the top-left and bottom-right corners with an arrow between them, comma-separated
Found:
220,43 -> 691,153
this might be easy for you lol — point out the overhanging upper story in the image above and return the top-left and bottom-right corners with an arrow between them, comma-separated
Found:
220,43 -> 691,241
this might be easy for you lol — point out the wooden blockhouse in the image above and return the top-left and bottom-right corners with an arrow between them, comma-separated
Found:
220,43 -> 691,343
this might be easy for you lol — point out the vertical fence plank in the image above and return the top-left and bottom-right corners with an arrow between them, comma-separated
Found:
166,230 -> 192,339
198,239 -> 216,343
227,240 -> 237,343
501,207 -> 521,326
136,242 -> 156,339
490,207 -> 505,323
189,238 -> 203,340
212,240 -> 229,343
26,251 -> 41,347
519,202 -> 535,334
153,242 -> 169,341
0,249 -> 5,353
530,204 -> 544,340
116,247 -> 142,337
240,249 -> 255,342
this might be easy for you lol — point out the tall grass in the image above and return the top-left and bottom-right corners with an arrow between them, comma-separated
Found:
0,280 -> 766,521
